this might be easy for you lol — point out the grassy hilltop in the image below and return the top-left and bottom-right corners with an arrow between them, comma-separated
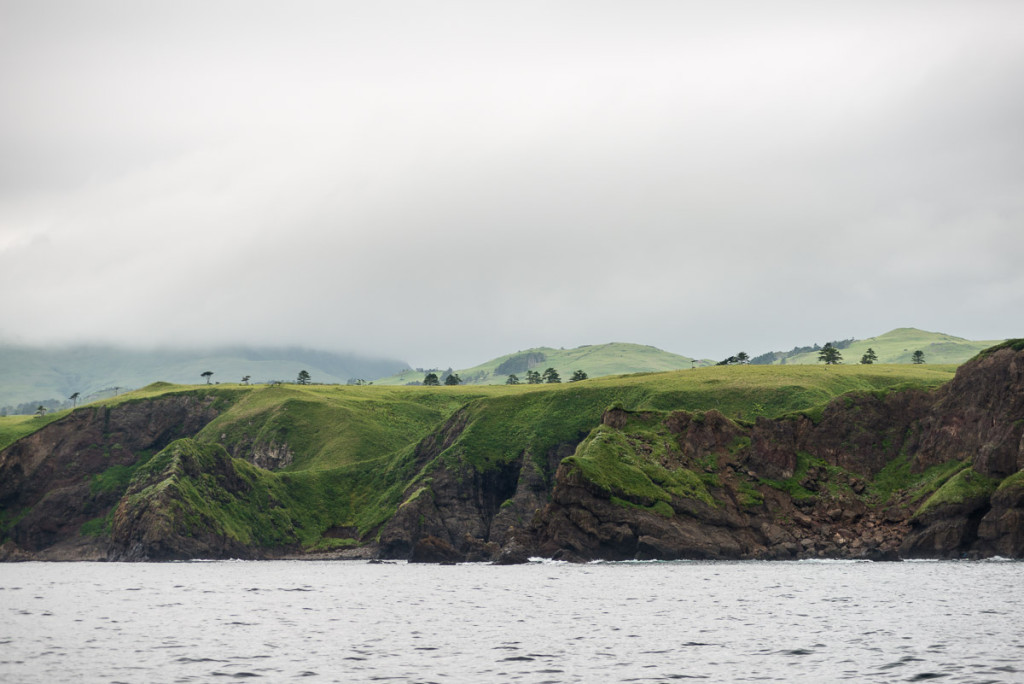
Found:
194,362 -> 959,472
1,362 -> 959,555
365,330 -> 1004,387
759,328 -> 1003,366
374,342 -> 708,386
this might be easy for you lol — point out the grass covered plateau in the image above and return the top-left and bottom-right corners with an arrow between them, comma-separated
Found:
2,362 -> 963,554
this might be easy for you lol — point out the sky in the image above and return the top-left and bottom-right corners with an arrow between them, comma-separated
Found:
2,1 -> 1023,368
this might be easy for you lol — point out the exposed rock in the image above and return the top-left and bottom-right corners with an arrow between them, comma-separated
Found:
493,533 -> 534,565
0,540 -> 32,561
975,480 -> 1024,557
108,440 -> 265,561
378,405 -> 576,562
408,535 -> 462,563
3,343 -> 1023,563
899,496 -> 992,559
250,442 -> 294,470
0,394 -> 224,557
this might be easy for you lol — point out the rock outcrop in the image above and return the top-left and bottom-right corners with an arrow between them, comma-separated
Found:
528,343 -> 1023,563
2,342 -> 1022,562
388,343 -> 1023,563
108,439 -> 265,561
0,393 -> 223,557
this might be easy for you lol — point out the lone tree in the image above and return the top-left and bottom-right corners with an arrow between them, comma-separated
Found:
35,405 -> 47,417
569,369 -> 588,382
69,392 -> 80,408
542,367 -> 561,383
860,348 -> 878,365
736,351 -> 749,364
201,371 -> 214,384
297,370 -> 311,385
525,370 -> 542,384
912,350 -> 926,364
423,372 -> 440,386
241,375 -> 251,385
444,373 -> 462,385
506,374 -> 520,385
818,343 -> 842,365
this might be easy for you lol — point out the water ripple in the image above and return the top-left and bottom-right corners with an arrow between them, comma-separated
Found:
1,560 -> 1021,683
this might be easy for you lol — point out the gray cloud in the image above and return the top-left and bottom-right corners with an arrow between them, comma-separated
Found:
2,1 -> 1022,366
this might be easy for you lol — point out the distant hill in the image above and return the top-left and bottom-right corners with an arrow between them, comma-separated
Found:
374,342 -> 709,386
0,344 -> 408,413
749,328 -> 1004,366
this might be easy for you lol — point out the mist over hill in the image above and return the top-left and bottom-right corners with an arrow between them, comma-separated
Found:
0,328 -> 1007,413
0,344 -> 408,413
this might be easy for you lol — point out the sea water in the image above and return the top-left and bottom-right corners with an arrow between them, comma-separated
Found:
1,559 -> 1022,683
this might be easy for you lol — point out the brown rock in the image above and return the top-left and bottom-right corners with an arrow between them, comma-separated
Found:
409,535 -> 462,563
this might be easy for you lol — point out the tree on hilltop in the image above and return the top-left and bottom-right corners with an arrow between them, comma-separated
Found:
201,371 -> 213,384
818,343 -> 842,365
912,350 -> 926,364
35,405 -> 47,417
297,370 -> 311,385
506,374 -> 520,385
423,373 -> 440,386
241,375 -> 251,385
736,352 -> 749,364
860,348 -> 878,365
444,373 -> 462,385
69,392 -> 80,408
525,370 -> 542,384
569,369 -> 588,382
542,367 -> 561,383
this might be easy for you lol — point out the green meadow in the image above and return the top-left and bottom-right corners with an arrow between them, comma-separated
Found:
0,411 -> 71,452
774,328 -> 1002,366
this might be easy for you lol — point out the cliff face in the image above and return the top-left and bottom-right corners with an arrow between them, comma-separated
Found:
527,345 -> 1024,562
914,345 -> 1024,477
0,394 -> 222,559
383,345 -> 1023,563
898,345 -> 1024,557
108,439 -> 282,561
529,408 -> 908,562
376,406 -> 571,563
2,344 -> 1022,562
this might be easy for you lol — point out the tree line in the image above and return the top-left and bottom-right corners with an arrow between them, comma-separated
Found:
504,368 -> 587,384
817,345 -> 925,365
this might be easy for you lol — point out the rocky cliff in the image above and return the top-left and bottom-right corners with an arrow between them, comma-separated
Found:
2,342 -> 1021,562
0,393 -> 225,559
381,343 -> 1024,562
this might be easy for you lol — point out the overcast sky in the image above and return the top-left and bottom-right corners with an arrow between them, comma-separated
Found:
2,1 -> 1022,367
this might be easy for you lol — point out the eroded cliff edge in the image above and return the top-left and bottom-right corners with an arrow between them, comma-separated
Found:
1,342 -> 1022,562
381,342 -> 1024,562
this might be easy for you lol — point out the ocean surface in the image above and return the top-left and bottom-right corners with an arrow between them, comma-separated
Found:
1,559 -> 1022,683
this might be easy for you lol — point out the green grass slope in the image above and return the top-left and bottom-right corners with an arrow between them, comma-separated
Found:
374,342 -> 708,386
0,411 -> 71,452
404,363 -> 957,475
770,328 -> 1003,366
5,362 -> 959,554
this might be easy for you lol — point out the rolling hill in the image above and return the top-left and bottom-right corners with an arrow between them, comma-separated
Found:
750,328 -> 1004,366
373,342 -> 710,386
0,360 -> 962,557
0,344 -> 409,413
